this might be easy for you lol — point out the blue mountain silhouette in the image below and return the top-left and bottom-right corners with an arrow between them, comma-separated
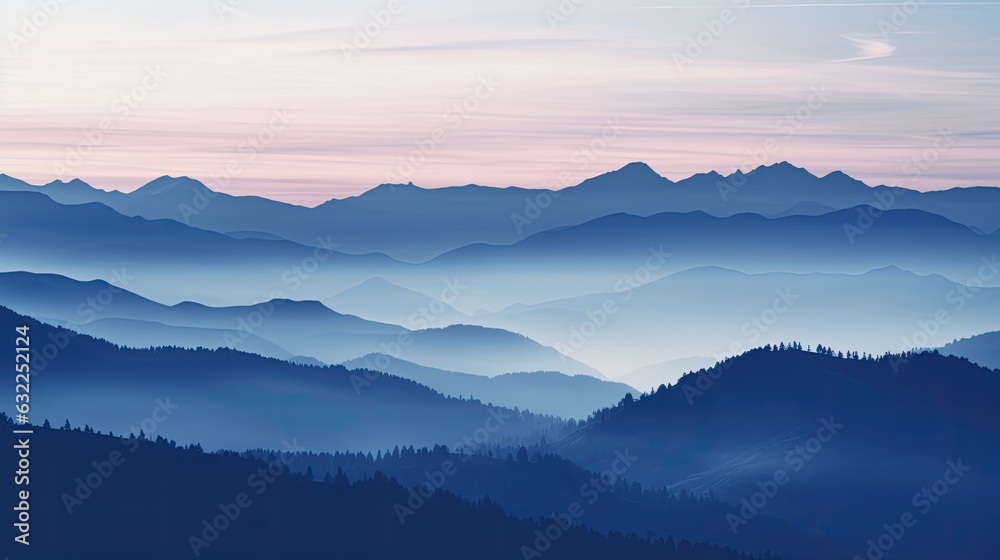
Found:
341,353 -> 631,418
0,271 -> 601,377
939,330 -> 1000,370
3,163 -> 999,259
556,346 -> 1000,560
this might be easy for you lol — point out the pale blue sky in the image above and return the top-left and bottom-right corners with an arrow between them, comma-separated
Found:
2,0 -> 998,202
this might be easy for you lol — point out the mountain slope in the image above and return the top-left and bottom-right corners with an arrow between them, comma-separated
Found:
0,190 -> 402,305
616,356 -> 719,392
939,330 -> 1000,370
0,306 -> 568,452
342,353 -> 628,417
0,421 -> 762,560
269,445 -> 841,559
554,347 -> 1000,560
325,276 -> 469,326
0,271 -> 600,377
467,265 -> 1000,376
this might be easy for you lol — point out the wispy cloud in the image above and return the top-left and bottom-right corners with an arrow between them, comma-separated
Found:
832,36 -> 897,62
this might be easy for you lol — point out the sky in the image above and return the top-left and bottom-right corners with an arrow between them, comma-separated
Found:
1,0 -> 998,204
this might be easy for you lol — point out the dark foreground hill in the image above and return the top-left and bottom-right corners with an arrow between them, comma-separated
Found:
0,306 -> 565,453
0,419 -> 766,560
555,346 -> 1000,560
245,444 -> 841,559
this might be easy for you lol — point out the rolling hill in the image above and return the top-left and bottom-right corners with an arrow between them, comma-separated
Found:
554,347 -> 1000,560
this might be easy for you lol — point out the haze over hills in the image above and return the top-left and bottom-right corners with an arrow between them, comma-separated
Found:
3,162 -> 999,260
5,185 -> 997,317
424,205 -> 1000,287
465,265 -> 1000,375
341,353 -> 631,418
616,357 -> 719,392
2,306 -> 567,453
2,422 -> 769,560
6,0 -> 997,556
325,277 -> 470,327
3,161 -> 998,560
3,191 -> 997,379
939,330 -> 1000,370
273,444 -> 842,559
0,190 -> 402,305
0,271 -> 601,378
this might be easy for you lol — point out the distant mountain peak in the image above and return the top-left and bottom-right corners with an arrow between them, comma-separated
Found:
617,161 -> 658,174
132,175 -> 209,196
684,170 -> 725,183
376,182 -> 419,191
753,161 -> 813,176
339,182 -> 423,202
269,298 -> 336,312
575,161 -> 671,190
608,161 -> 666,182
769,160 -> 801,170
353,276 -> 400,288
42,177 -> 91,189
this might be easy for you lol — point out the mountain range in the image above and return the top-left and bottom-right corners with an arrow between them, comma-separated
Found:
3,161 -> 999,560
341,353 -> 632,418
0,272 -> 601,379
3,162 -> 999,261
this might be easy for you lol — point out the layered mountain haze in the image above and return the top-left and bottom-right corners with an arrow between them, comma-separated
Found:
425,206 -> 999,286
615,357 -> 719,393
7,0 -> 997,555
3,307 -> 566,452
3,166 -> 998,381
466,265 -> 1000,375
3,162 -> 998,560
1,422 -> 775,560
0,272 -> 599,378
0,190 -> 399,306
938,330 -> 1000,371
341,354 -> 632,418
325,277 -> 471,327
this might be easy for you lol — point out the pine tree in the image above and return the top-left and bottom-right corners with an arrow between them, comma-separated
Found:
516,446 -> 529,462
333,466 -> 349,487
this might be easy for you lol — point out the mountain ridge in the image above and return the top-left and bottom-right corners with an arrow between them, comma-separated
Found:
5,163 -> 999,260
